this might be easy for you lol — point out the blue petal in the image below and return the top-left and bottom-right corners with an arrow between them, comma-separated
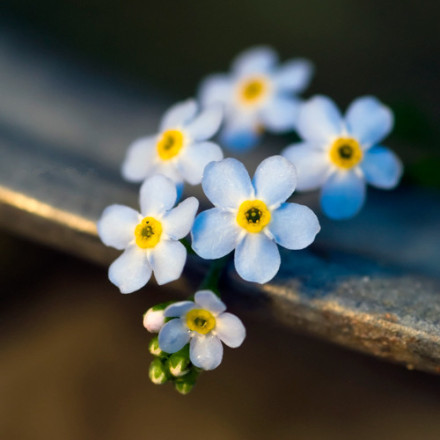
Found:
199,74 -> 232,106
164,301 -> 195,318
220,123 -> 261,152
191,208 -> 241,259
177,141 -> 223,185
162,197 -> 199,240
185,104 -> 223,141
273,58 -> 314,93
150,239 -> 186,285
202,158 -> 254,209
320,170 -> 366,220
108,245 -> 151,294
268,203 -> 320,250
260,96 -> 301,133
194,290 -> 226,315
231,46 -> 278,75
139,174 -> 177,217
297,95 -> 343,144
215,313 -> 246,348
253,156 -> 297,207
281,143 -> 331,191
160,99 -> 198,131
190,335 -> 223,370
158,319 -> 190,354
234,233 -> 281,283
345,96 -> 394,147
361,146 -> 403,189
97,204 -> 140,250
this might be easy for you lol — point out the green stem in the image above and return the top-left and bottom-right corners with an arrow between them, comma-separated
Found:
198,255 -> 230,297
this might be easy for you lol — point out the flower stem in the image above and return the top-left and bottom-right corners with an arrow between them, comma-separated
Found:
198,255 -> 230,297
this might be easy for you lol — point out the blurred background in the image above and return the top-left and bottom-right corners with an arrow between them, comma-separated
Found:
1,1 -> 440,439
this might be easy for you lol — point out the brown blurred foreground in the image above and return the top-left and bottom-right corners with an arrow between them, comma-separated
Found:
1,232 -> 440,440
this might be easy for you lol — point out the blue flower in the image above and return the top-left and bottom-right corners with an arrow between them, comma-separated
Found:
199,46 -> 313,152
158,290 -> 246,370
97,175 -> 199,293
122,99 -> 224,185
282,95 -> 403,220
191,156 -> 320,284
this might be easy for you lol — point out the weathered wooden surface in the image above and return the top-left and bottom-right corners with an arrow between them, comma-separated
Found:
1,30 -> 440,373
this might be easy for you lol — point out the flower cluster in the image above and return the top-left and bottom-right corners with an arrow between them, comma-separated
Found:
97,46 -> 403,394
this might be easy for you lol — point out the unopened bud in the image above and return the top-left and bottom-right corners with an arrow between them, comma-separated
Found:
168,348 -> 190,377
148,336 -> 164,357
143,306 -> 167,333
174,368 -> 198,395
148,358 -> 169,385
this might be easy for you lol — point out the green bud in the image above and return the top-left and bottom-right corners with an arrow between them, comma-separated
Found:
168,349 -> 190,377
148,336 -> 164,357
148,358 -> 169,385
174,367 -> 199,395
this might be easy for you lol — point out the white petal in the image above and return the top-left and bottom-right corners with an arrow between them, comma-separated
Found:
108,245 -> 151,294
139,174 -> 177,216
199,74 -> 232,106
185,104 -> 223,141
282,143 -> 331,191
97,204 -> 140,250
320,170 -> 366,220
165,301 -> 195,318
190,335 -> 223,370
253,155 -> 297,207
215,313 -> 246,348
274,58 -> 314,93
268,203 -> 320,250
260,96 -> 301,133
177,141 -> 224,185
158,319 -> 190,353
121,136 -> 157,182
194,290 -> 226,315
202,158 -> 254,208
297,95 -> 343,143
191,208 -> 241,259
162,197 -> 199,240
361,146 -> 403,189
153,162 -> 183,185
232,46 -> 278,75
150,240 -> 186,285
345,96 -> 394,148
160,99 -> 198,131
234,233 -> 281,284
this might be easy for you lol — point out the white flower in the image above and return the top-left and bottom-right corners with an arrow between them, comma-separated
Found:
122,99 -> 224,185
97,174 -> 199,293
199,46 -> 313,151
191,156 -> 320,284
158,290 -> 246,370
143,307 -> 166,333
282,95 -> 403,219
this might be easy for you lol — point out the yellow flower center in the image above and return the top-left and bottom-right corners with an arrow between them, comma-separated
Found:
157,129 -> 185,161
236,200 -> 271,233
186,309 -> 216,335
134,216 -> 163,249
329,137 -> 363,169
238,76 -> 268,106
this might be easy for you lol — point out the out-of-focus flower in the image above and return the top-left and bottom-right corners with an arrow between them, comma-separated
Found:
97,175 -> 198,293
158,290 -> 246,370
191,156 -> 320,283
122,99 -> 223,185
282,95 -> 403,219
199,46 -> 313,151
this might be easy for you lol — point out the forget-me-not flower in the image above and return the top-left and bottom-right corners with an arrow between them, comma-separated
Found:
122,99 -> 224,185
191,156 -> 320,284
282,95 -> 403,220
199,46 -> 313,151
158,290 -> 246,370
97,175 -> 199,293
